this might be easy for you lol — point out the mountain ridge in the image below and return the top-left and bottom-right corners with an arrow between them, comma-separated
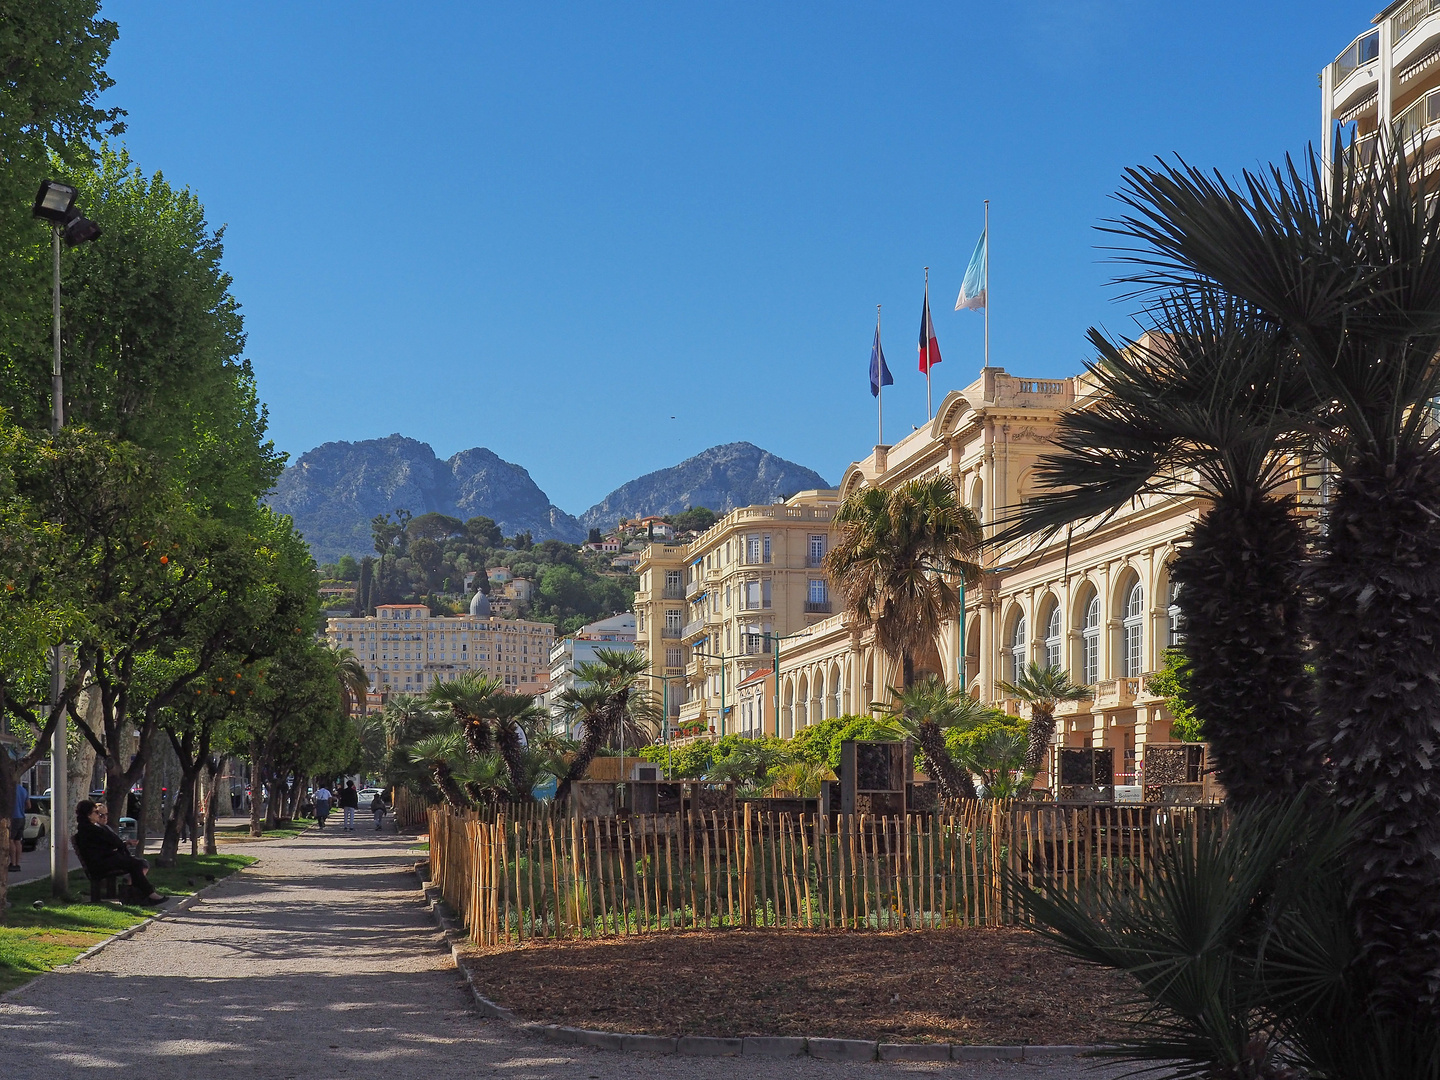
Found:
267,437 -> 831,563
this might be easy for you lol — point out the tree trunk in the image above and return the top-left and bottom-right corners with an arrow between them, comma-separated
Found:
1311,451 -> 1440,1009
1169,496 -> 1314,805
1024,708 -> 1057,775
156,761 -> 202,868
248,744 -> 264,837
915,719 -> 977,806
496,722 -> 531,798
212,757 -> 234,818
203,758 -> 222,855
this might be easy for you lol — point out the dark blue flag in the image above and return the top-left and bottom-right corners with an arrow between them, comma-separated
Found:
869,324 -> 893,398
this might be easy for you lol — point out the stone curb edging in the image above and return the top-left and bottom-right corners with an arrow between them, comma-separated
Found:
416,867 -> 1098,1064
0,858 -> 254,1002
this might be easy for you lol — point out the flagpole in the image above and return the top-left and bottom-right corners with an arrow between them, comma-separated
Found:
924,267 -> 932,422
876,304 -> 883,445
983,199 -> 990,370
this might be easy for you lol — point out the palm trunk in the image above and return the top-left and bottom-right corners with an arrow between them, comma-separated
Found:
495,721 -> 530,799
1169,495 -> 1314,806
1311,451 -> 1440,1008
1023,708 -> 1056,775
556,690 -> 628,805
431,761 -> 470,809
915,719 -> 978,806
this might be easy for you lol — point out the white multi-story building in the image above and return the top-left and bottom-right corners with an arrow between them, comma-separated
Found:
544,613 -> 638,733
1321,1 -> 1440,173
326,600 -> 555,706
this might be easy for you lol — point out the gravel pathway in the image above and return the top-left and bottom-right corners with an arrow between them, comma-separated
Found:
0,829 -> 1124,1079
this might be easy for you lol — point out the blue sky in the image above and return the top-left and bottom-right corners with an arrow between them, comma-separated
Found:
103,1 -> 1365,514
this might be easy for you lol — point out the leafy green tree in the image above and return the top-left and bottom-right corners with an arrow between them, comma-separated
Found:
335,554 -> 360,581
408,512 -> 463,542
824,476 -> 981,686
429,672 -> 545,799
668,506 -> 717,533
1145,649 -> 1202,742
465,516 -> 502,547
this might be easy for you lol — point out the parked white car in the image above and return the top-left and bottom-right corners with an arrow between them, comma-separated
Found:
358,787 -> 383,810
22,794 -> 50,851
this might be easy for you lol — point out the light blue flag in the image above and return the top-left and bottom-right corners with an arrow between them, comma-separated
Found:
955,228 -> 987,311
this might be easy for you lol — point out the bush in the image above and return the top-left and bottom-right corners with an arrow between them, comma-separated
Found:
791,714 -> 901,770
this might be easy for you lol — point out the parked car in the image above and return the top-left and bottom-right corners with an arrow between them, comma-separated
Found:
22,795 -> 51,851
358,788 -> 383,810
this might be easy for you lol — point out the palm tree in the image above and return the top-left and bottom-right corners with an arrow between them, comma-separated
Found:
1002,293 -> 1320,807
429,672 -> 544,799
1106,140 -> 1440,1002
877,676 -> 997,806
823,476 -> 982,687
326,645 -> 370,717
554,649 -> 655,803
999,663 -> 1094,776
406,732 -> 468,808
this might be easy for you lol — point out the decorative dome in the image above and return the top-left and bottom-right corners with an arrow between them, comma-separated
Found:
469,588 -> 491,617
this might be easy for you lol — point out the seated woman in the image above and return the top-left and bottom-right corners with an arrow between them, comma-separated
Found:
73,800 -> 165,904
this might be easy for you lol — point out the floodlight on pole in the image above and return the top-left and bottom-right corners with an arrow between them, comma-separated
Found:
32,179 -> 101,900
32,180 -> 77,223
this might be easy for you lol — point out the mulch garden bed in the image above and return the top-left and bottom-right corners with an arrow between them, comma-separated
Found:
457,927 -> 1136,1044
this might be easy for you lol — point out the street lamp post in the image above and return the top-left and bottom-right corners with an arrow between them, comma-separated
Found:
637,671 -> 684,778
32,180 -> 102,900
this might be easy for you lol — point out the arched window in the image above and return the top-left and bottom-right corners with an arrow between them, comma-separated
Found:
1166,580 -> 1184,648
1007,611 -> 1027,685
1081,593 -> 1101,685
1042,600 -> 1062,670
1123,582 -> 1145,677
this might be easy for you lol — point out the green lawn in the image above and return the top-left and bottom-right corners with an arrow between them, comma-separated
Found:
213,817 -> 315,842
0,852 -> 254,993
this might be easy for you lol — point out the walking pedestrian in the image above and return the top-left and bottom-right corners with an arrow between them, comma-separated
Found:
314,783 -> 332,829
9,778 -> 27,871
339,781 -> 358,831
371,788 -> 388,831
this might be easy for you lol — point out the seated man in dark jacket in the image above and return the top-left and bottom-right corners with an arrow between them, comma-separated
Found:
73,800 -> 164,904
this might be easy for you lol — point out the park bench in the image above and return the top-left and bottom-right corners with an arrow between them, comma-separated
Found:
70,835 -> 133,903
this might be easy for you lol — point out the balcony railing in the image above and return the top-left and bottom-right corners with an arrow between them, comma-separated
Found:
807,555 -> 825,568
686,579 -> 703,600
1397,86 -> 1440,146
1332,29 -> 1380,84
661,625 -> 682,639
681,618 -> 708,639
804,600 -> 832,614
1394,0 -> 1440,45
661,584 -> 684,599
1093,677 -> 1140,708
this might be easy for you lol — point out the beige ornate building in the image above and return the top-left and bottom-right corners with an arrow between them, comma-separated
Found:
764,366 -> 1203,787
326,603 -> 555,704
632,491 -> 840,736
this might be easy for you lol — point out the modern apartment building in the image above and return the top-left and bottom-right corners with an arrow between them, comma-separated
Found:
325,603 -> 555,705
632,490 -> 840,736
1321,1 -> 1440,170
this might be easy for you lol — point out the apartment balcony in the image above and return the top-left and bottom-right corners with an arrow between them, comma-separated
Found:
1054,697 -> 1093,717
663,665 -> 685,677
1397,86 -> 1440,149
661,584 -> 684,600
1331,29 -> 1380,106
804,600 -> 832,614
686,578 -> 703,600
1093,678 -> 1140,708
806,556 -> 825,568
677,699 -> 706,725
660,625 -> 682,639
1394,0 -> 1440,50
681,617 -> 710,640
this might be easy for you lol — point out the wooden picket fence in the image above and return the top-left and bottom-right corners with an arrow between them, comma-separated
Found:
427,801 -> 1218,947
391,786 -> 430,831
